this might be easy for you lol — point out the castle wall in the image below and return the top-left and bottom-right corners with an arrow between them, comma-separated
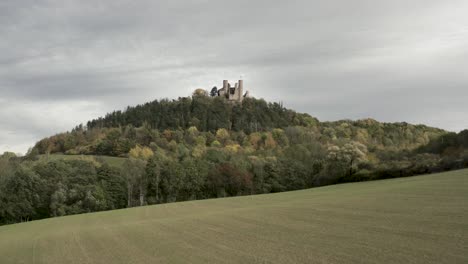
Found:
238,80 -> 244,102
217,80 -> 245,103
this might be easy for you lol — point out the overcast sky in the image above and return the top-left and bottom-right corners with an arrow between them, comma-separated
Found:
1,0 -> 468,154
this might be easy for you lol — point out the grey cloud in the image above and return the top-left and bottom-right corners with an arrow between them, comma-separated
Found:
1,0 -> 468,154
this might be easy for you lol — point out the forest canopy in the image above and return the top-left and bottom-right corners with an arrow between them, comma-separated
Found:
1,95 -> 466,226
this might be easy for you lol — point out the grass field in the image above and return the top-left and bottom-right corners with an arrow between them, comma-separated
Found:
0,170 -> 467,263
38,154 -> 126,168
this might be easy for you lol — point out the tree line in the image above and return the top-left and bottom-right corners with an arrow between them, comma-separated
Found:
86,96 -> 317,134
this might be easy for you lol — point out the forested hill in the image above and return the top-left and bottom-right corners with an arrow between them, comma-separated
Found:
86,96 -> 318,133
34,95 -> 445,157
2,93 -> 467,226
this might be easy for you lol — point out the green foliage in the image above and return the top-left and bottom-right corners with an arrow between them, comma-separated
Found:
82,97 -> 316,133
2,96 -> 465,226
0,166 -> 44,223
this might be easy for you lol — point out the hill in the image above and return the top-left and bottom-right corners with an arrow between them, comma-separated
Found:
33,96 -> 445,157
2,94 -> 466,226
0,169 -> 467,263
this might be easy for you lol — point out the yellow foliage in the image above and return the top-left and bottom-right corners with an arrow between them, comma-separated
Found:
225,144 -> 241,154
129,145 -> 154,160
188,126 -> 199,136
195,136 -> 206,146
216,128 -> 230,142
211,140 -> 222,148
192,145 -> 206,158
192,89 -> 208,97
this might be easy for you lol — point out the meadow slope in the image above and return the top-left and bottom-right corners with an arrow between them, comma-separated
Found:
0,170 -> 467,264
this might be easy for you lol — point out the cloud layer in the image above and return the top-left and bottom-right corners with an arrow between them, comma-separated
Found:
1,0 -> 468,154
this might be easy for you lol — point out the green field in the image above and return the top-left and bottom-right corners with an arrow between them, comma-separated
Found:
0,170 -> 467,263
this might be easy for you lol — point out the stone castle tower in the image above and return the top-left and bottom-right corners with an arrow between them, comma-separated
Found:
216,80 -> 248,103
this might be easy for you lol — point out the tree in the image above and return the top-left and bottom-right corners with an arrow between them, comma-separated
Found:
180,159 -> 208,200
264,133 -> 277,149
50,183 -> 67,217
0,166 -> 43,223
210,86 -> 218,97
129,145 -> 154,160
216,128 -> 230,145
263,158 -> 284,193
209,163 -> 252,197
193,89 -> 208,97
322,142 -> 369,184
272,128 -> 289,147
121,158 -> 147,207
146,156 -> 163,204
160,160 -> 184,202
341,142 -> 368,176
97,164 -> 127,209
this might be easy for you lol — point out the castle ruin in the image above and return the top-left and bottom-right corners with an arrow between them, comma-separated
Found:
214,80 -> 248,103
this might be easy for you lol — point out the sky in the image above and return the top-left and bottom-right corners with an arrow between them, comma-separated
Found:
1,0 -> 468,154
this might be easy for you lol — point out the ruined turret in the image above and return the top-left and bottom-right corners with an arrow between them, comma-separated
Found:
217,80 -> 248,103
